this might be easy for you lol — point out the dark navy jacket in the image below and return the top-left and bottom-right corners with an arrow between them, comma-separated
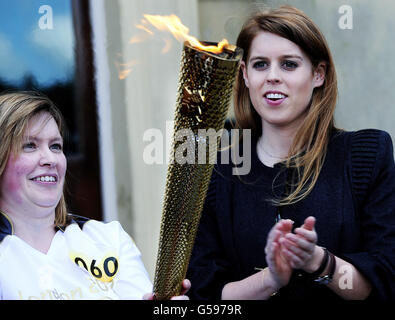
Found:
187,129 -> 395,300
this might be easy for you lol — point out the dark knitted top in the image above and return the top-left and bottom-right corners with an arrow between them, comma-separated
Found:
186,129 -> 395,300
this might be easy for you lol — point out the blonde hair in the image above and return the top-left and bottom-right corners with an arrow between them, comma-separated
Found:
234,5 -> 338,205
0,91 -> 68,225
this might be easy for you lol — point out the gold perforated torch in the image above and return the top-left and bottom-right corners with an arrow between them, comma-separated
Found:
144,15 -> 243,300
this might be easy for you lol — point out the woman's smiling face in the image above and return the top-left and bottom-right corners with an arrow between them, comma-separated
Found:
0,111 -> 66,215
241,31 -> 325,130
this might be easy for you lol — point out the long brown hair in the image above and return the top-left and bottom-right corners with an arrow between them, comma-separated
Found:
0,91 -> 68,225
234,5 -> 338,205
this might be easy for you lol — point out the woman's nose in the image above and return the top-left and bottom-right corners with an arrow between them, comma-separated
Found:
39,148 -> 56,167
266,65 -> 282,84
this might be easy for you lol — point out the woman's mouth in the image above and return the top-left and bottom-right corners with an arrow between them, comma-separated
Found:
30,175 -> 58,183
264,92 -> 287,106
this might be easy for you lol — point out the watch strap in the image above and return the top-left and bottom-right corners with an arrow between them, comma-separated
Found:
314,250 -> 336,285
299,247 -> 329,280
307,247 -> 329,278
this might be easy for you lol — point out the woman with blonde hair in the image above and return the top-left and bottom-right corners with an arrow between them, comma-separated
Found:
187,5 -> 395,300
0,91 -> 190,300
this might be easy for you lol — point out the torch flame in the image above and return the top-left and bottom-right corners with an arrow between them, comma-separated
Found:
143,14 -> 229,54
118,14 -> 230,80
115,60 -> 139,80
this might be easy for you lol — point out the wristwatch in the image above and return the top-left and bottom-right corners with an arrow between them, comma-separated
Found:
314,251 -> 336,285
309,247 -> 329,278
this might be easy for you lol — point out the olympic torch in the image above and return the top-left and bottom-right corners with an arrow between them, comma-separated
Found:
153,40 -> 243,300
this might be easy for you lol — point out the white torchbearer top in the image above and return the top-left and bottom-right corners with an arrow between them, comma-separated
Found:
0,216 -> 152,300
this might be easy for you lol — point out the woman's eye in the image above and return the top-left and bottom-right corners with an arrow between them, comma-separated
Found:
51,143 -> 63,151
23,142 -> 36,151
282,60 -> 298,69
252,61 -> 268,69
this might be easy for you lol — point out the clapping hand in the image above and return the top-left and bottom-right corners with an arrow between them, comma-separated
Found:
264,219 -> 294,289
278,216 -> 322,272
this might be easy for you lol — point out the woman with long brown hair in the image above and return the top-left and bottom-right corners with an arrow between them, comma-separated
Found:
187,5 -> 395,299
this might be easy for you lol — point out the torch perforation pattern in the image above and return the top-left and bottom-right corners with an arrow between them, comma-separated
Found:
153,42 -> 242,300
